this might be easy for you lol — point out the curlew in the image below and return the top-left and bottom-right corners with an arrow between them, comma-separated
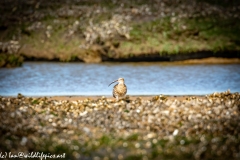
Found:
108,78 -> 127,101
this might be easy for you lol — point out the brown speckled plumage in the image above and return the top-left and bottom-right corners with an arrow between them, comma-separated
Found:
108,78 -> 127,100
113,83 -> 127,98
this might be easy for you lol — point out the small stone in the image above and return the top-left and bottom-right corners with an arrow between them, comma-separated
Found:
173,129 -> 179,136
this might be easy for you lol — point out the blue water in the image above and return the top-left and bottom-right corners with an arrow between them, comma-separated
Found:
0,62 -> 239,96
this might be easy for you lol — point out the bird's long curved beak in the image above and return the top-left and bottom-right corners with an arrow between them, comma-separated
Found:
108,79 -> 118,87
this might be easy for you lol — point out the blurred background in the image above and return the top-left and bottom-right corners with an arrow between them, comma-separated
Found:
1,2 -> 240,159
0,0 -> 240,96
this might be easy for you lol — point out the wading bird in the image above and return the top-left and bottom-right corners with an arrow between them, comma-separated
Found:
108,78 -> 127,101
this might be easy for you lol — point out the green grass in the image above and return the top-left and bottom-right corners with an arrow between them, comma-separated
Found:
21,24 -> 85,61
119,15 -> 240,56
0,54 -> 23,67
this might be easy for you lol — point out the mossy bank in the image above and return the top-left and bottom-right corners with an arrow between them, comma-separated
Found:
0,0 -> 240,67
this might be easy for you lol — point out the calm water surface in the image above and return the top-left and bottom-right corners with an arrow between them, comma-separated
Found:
0,62 -> 239,96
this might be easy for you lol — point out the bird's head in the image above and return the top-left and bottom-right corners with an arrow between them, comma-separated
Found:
108,78 -> 125,86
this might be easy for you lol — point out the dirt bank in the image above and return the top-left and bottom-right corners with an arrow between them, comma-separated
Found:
0,0 -> 240,67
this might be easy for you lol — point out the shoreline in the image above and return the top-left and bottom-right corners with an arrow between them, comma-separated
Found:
24,57 -> 240,64
3,94 -> 206,101
2,51 -> 240,68
48,95 -> 205,101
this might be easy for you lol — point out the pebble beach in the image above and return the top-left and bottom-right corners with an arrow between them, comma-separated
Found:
0,90 -> 239,159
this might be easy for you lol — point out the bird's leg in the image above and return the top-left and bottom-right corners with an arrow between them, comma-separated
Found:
116,96 -> 118,101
